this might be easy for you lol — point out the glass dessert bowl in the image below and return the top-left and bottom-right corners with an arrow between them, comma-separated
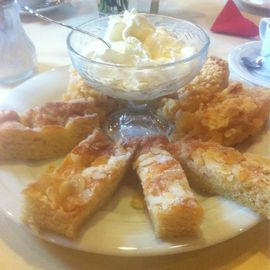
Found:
67,12 -> 210,139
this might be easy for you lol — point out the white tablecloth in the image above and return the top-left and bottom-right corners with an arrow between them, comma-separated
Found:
0,1 -> 269,269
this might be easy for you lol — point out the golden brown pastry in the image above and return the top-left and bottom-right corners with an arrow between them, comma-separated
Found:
172,83 -> 270,146
0,101 -> 100,161
170,139 -> 270,219
23,129 -> 137,238
22,100 -> 107,125
63,68 -> 118,118
158,56 -> 229,120
133,136 -> 203,238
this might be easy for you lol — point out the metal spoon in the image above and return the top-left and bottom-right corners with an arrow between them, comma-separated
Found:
22,5 -> 111,48
241,53 -> 270,70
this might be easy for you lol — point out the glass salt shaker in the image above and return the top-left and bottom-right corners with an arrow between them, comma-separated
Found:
0,0 -> 37,84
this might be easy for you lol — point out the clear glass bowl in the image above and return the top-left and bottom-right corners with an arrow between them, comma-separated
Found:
67,14 -> 210,101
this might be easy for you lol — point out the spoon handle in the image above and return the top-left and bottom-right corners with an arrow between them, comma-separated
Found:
22,6 -> 111,48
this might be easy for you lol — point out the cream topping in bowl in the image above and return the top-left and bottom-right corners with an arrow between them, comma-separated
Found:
80,10 -> 202,94
86,9 -> 195,67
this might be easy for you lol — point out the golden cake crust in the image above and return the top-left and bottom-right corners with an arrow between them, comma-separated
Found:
158,56 -> 229,121
169,139 -> 270,218
172,83 -> 270,146
23,129 -> 138,238
0,101 -> 100,161
63,68 -> 119,120
133,136 -> 203,238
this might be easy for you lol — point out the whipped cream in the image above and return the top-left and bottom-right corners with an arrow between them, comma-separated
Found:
84,10 -> 196,93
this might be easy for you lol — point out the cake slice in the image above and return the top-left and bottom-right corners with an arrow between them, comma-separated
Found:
172,83 -> 270,146
157,56 -> 229,121
169,139 -> 270,218
0,101 -> 100,161
23,129 -> 137,238
133,136 -> 203,238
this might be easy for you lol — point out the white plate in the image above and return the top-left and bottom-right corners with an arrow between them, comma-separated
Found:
228,41 -> 270,88
240,0 -> 270,10
0,67 -> 268,256
19,0 -> 65,14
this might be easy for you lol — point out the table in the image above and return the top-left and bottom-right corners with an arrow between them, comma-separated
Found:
0,1 -> 269,269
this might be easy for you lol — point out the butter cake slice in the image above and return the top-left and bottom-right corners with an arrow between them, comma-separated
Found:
158,56 -> 229,121
170,139 -> 270,218
23,129 -> 137,238
133,136 -> 203,238
0,101 -> 100,161
172,83 -> 270,146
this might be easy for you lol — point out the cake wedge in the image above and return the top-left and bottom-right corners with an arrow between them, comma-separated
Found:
23,129 -> 137,238
169,139 -> 270,218
0,101 -> 100,161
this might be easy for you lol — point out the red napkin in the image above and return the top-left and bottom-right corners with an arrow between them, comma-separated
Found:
211,0 -> 259,37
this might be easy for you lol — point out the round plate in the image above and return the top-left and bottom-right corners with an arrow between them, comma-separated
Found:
240,0 -> 270,10
0,67 -> 267,256
19,0 -> 65,14
228,41 -> 270,88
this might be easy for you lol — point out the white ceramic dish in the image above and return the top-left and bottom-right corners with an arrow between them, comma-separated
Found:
240,0 -> 270,10
19,0 -> 65,14
0,67 -> 268,256
228,41 -> 270,88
